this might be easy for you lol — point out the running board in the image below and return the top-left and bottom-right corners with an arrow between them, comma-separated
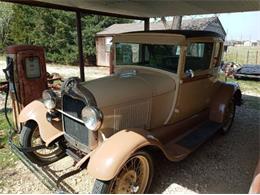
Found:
164,121 -> 222,161
176,121 -> 222,150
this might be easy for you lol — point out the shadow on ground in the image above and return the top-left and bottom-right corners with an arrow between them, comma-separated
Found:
150,94 -> 259,194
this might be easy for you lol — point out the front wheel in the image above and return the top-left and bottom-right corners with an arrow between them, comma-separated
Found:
221,98 -> 236,134
20,121 -> 65,166
92,150 -> 154,194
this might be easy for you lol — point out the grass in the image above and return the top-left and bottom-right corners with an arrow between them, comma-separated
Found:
0,148 -> 18,170
219,73 -> 260,109
0,109 -> 12,144
219,73 -> 260,95
0,111 -> 18,169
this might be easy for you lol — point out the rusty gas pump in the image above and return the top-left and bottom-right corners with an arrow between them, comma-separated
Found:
3,45 -> 48,131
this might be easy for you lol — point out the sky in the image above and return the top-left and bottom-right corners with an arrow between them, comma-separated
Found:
185,11 -> 260,41
218,11 -> 260,41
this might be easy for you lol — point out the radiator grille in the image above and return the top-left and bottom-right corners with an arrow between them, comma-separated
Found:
114,100 -> 151,131
62,95 -> 89,146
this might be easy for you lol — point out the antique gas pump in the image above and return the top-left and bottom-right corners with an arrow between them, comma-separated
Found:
3,45 -> 47,131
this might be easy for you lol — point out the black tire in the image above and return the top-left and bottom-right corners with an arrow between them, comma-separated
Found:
221,99 -> 236,134
20,121 -> 65,166
92,150 -> 154,194
234,75 -> 240,80
92,180 -> 111,194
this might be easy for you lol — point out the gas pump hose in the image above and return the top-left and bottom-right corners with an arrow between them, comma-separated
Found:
2,69 -> 18,144
3,56 -> 22,133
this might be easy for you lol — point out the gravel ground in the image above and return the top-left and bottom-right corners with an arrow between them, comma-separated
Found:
0,61 -> 109,110
0,61 -> 109,81
0,59 -> 259,193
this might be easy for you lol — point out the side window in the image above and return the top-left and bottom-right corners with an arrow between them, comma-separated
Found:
185,42 -> 213,72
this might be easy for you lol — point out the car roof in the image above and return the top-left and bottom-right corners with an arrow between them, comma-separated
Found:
124,30 -> 224,40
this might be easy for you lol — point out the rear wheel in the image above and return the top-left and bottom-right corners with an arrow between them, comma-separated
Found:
221,99 -> 236,134
92,150 -> 154,194
20,121 -> 65,166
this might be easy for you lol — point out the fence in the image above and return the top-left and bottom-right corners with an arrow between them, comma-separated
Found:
223,46 -> 260,65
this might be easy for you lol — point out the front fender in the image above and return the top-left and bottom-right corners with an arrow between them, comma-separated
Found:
18,100 -> 63,146
209,81 -> 241,123
87,129 -> 162,181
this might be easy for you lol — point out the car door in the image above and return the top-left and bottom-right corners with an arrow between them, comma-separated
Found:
172,41 -> 217,123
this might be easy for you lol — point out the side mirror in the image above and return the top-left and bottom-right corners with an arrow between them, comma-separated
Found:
185,69 -> 194,78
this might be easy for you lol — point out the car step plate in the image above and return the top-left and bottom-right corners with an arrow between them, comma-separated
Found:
177,121 -> 222,150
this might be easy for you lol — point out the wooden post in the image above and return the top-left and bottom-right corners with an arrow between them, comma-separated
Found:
171,16 -> 182,29
144,18 -> 150,31
246,50 -> 249,64
76,11 -> 85,82
256,51 -> 258,64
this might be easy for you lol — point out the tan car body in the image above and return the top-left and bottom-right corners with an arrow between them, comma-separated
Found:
249,160 -> 260,193
18,100 -> 63,146
19,32 -> 241,181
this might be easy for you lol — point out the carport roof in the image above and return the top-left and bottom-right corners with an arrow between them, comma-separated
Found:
3,0 -> 260,19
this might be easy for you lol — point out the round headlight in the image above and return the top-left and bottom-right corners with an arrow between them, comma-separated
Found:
42,90 -> 57,110
81,106 -> 103,131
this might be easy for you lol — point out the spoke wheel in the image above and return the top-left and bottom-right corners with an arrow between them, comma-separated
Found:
92,150 -> 154,194
20,121 -> 65,166
31,127 -> 62,159
109,154 -> 150,193
221,99 -> 236,134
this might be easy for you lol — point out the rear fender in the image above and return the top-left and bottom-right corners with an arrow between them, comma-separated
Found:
18,100 -> 63,146
210,81 -> 241,123
87,129 -> 163,181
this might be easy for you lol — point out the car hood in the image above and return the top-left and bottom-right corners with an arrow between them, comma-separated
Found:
81,70 -> 176,108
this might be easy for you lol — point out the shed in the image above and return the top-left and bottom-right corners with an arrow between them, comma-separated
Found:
96,16 -> 226,66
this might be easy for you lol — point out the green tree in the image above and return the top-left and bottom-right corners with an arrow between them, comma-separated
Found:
6,5 -> 132,64
8,5 -> 78,64
9,5 -> 40,44
0,2 -> 13,52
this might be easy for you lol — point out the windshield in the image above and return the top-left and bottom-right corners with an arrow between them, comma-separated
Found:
115,43 -> 180,73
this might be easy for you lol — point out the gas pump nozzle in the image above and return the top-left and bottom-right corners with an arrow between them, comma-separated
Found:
3,56 -> 19,102
3,56 -> 14,82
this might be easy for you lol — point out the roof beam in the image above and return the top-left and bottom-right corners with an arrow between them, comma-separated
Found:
3,0 -> 259,18
144,18 -> 150,31
1,0 -> 148,20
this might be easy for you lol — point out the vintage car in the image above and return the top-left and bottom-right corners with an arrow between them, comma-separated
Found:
18,30 -> 242,193
234,64 -> 260,80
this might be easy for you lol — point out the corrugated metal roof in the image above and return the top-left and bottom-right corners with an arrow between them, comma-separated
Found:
96,17 -> 225,36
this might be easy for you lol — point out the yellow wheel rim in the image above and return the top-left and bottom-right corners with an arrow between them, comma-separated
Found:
108,154 -> 150,194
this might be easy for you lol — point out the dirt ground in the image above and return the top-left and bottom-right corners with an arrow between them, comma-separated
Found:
0,60 -> 259,193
